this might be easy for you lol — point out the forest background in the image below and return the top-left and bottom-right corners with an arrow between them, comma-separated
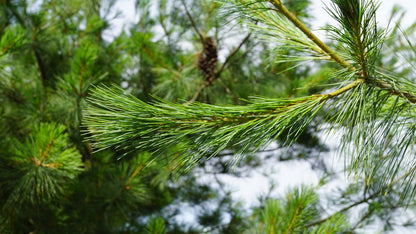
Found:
1,0 -> 416,233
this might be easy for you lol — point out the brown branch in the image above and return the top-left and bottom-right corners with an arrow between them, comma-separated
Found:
350,208 -> 374,232
6,1 -> 26,27
32,45 -> 49,87
187,84 -> 206,104
269,0 -> 350,68
181,0 -> 205,44
140,43 -> 180,77
217,78 -> 238,100
370,79 -> 416,104
306,167 -> 416,229
305,192 -> 377,227
7,1 -> 49,87
390,166 -> 416,186
158,9 -> 172,45
216,33 -> 252,78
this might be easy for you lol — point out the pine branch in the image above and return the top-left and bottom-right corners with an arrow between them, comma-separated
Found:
217,78 -> 238,100
85,0 -> 416,201
140,43 -> 180,77
305,192 -> 377,228
84,78 -> 363,169
322,78 -> 364,98
181,0 -> 205,44
350,208 -> 374,232
369,79 -> 416,103
32,44 -> 48,88
267,0 -> 416,103
188,83 -> 206,104
268,0 -> 350,68
216,32 -> 252,78
2,123 -> 83,209
85,0 -> 382,167
6,1 -> 26,27
307,166 -> 416,229
6,1 -> 49,87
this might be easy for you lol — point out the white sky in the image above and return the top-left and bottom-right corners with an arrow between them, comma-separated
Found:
310,0 -> 416,39
311,0 -> 416,27
104,0 -> 416,41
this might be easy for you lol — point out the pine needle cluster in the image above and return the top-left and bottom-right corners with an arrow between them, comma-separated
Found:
84,0 -> 416,203
0,123 -> 83,211
85,85 -> 325,170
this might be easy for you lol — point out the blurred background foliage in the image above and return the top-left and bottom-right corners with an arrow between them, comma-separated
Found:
1,0 -> 416,233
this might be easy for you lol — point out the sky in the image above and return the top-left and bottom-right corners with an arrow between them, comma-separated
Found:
309,0 -> 416,40
311,0 -> 416,28
103,0 -> 416,41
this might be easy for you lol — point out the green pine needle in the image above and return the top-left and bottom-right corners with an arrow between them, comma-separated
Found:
1,123 -> 83,209
84,84 -> 325,169
83,0 -> 416,202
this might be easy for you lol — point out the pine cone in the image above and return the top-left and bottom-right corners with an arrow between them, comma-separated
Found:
198,37 -> 218,85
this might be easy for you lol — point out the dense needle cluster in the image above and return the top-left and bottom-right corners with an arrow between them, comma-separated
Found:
85,0 -> 416,203
3,0 -> 416,232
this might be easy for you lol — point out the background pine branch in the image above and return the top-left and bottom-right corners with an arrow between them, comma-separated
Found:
2,0 -> 416,232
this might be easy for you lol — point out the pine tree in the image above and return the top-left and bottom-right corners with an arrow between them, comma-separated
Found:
84,0 -> 416,232
1,0 -> 317,232
2,0 -> 416,233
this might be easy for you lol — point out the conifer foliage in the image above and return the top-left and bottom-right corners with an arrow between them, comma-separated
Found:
86,0 -> 416,202
2,0 -> 416,232
1,123 -> 83,210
